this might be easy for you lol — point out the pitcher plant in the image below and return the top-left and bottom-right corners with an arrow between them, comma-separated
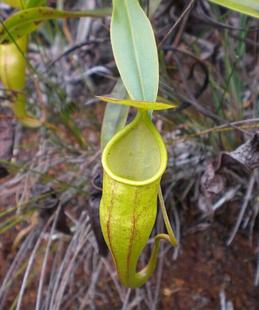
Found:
100,107 -> 177,288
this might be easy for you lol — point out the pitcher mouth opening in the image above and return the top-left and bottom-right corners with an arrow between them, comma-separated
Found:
102,112 -> 167,186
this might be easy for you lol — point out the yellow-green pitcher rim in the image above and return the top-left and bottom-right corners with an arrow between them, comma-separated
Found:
102,111 -> 167,187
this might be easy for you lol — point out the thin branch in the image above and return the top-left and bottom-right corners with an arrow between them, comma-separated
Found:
158,0 -> 196,48
227,173 -> 256,246
35,204 -> 62,310
15,220 -> 51,310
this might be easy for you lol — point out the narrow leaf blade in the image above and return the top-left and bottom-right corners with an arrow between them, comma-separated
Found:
111,0 -> 159,101
208,0 -> 259,18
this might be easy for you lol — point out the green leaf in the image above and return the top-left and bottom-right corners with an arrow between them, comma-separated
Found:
111,0 -> 159,101
208,0 -> 259,18
0,6 -> 111,44
97,96 -> 177,110
101,80 -> 129,150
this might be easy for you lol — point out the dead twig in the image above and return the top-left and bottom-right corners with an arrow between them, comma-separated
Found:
35,203 -> 63,310
158,0 -> 197,48
227,172 -> 256,245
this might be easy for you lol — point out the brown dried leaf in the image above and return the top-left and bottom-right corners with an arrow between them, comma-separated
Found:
218,133 -> 259,173
200,134 -> 259,212
200,163 -> 226,199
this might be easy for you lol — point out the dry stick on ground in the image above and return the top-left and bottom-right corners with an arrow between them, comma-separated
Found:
163,45 -> 206,63
227,172 -> 256,246
171,7 -> 192,49
48,213 -> 91,309
158,0 -> 197,49
78,261 -> 103,310
46,39 -> 109,70
43,240 -> 64,310
16,217 -> 54,310
0,152 -> 99,197
162,4 -> 193,68
0,229 -> 41,308
47,242 -> 95,310
47,215 -> 87,309
121,289 -> 132,310
75,245 -> 104,308
53,229 -> 92,309
35,204 -> 63,310
211,186 -> 241,212
153,116 -> 259,148
174,118 -> 259,144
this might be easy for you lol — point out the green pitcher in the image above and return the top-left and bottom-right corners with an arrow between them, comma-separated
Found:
100,110 -> 177,288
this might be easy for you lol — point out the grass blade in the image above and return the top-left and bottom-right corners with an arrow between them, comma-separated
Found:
208,0 -> 259,18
